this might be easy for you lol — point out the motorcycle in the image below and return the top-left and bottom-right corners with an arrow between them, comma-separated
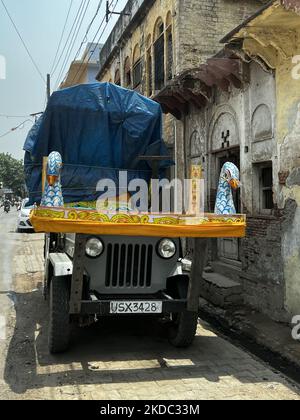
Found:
4,204 -> 10,213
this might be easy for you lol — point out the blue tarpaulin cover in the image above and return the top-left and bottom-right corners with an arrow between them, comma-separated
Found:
24,82 -> 171,206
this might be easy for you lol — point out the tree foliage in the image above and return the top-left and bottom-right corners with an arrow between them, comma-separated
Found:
0,153 -> 25,197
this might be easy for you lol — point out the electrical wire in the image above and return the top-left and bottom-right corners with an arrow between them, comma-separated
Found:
0,119 -> 33,139
0,114 -> 29,119
51,0 -> 86,77
62,0 -> 115,87
54,0 -> 92,89
70,0 -> 103,67
50,0 -> 74,75
68,0 -> 118,87
54,0 -> 90,88
0,0 -> 46,84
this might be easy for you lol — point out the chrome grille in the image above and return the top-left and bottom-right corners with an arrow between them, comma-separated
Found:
105,243 -> 153,289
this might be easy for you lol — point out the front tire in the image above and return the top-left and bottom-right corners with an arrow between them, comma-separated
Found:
167,276 -> 198,348
168,310 -> 198,348
48,276 -> 71,354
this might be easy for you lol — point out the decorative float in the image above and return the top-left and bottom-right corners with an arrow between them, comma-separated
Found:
24,82 -> 246,354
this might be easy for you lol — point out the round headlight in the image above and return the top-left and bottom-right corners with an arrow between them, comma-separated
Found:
85,238 -> 104,258
157,239 -> 176,259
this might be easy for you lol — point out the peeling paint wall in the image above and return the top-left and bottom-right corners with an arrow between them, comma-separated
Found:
231,2 -> 300,317
183,61 -> 289,320
280,96 -> 300,315
97,0 -> 265,158
99,0 -> 176,86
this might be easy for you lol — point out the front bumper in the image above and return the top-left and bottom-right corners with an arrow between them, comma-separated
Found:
74,298 -> 187,315
18,216 -> 34,231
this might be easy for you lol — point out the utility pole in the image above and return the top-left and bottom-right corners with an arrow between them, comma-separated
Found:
47,74 -> 51,102
106,1 -> 131,23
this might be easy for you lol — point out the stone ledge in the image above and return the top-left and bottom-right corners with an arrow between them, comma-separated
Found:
200,272 -> 243,308
199,297 -> 300,371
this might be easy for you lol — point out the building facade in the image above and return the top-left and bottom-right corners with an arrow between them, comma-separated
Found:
155,0 -> 300,321
60,43 -> 103,89
221,0 -> 300,320
96,0 -> 300,322
97,0 -> 267,175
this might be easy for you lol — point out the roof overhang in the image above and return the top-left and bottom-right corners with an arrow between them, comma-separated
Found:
153,57 -> 245,119
220,1 -> 300,69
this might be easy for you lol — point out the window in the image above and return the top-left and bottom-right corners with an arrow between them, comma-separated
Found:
146,35 -> 153,96
167,30 -> 173,80
166,12 -> 173,81
132,45 -> 142,90
124,57 -> 131,88
253,162 -> 274,214
133,60 -> 142,89
261,166 -> 274,210
154,18 -> 165,92
114,69 -> 121,86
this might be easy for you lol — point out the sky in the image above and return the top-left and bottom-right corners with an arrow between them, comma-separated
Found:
0,0 -> 127,160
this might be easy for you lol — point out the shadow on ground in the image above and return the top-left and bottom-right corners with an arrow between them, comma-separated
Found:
3,285 -> 290,395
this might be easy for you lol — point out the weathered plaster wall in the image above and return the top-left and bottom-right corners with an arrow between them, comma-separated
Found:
99,0 -> 177,148
183,60 -> 288,320
279,68 -> 300,315
262,27 -> 300,317
98,0 -> 267,186
233,4 -> 300,317
99,0 -> 176,87
100,0 -> 265,81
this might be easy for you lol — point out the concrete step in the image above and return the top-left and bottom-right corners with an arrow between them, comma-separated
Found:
211,260 -> 242,283
200,272 -> 243,309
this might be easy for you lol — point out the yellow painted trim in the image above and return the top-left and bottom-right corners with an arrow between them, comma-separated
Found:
30,208 -> 246,238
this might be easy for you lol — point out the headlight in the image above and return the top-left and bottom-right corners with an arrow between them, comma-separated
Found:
85,238 -> 104,258
157,239 -> 176,259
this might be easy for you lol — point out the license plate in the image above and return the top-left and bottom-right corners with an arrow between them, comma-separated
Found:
110,301 -> 163,314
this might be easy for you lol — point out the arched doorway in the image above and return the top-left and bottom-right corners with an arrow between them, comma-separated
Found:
210,110 -> 241,265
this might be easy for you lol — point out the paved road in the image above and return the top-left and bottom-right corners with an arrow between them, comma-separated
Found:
0,211 -> 300,400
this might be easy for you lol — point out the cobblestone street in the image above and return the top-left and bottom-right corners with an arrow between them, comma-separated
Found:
0,211 -> 299,400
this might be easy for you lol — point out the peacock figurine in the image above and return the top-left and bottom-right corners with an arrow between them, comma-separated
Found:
41,151 -> 64,207
215,162 -> 240,215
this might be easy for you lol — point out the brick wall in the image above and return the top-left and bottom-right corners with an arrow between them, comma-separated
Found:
176,0 -> 267,73
241,215 -> 286,321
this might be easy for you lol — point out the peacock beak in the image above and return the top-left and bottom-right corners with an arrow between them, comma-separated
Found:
229,179 -> 240,190
47,175 -> 58,186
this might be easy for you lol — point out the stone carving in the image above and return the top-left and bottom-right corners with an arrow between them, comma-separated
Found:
211,112 -> 239,151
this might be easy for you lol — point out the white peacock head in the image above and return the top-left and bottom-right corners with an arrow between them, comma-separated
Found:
47,151 -> 63,186
221,162 -> 240,190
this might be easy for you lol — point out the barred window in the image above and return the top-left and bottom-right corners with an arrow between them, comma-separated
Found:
154,18 -> 165,92
114,69 -> 120,86
253,162 -> 274,214
166,12 -> 173,81
261,166 -> 274,210
124,57 -> 131,88
132,45 -> 142,90
146,35 -> 153,96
